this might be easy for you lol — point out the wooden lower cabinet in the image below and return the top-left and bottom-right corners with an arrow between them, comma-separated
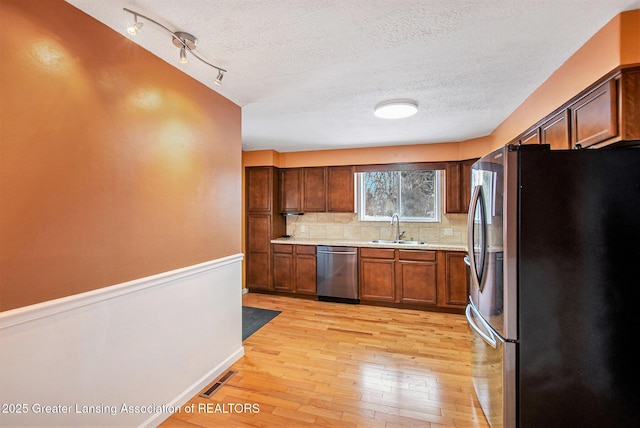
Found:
246,214 -> 276,291
272,244 -> 294,292
359,248 -> 468,312
267,244 -> 468,312
272,244 -> 317,295
397,250 -> 437,306
359,248 -> 396,302
437,251 -> 469,309
294,245 -> 317,295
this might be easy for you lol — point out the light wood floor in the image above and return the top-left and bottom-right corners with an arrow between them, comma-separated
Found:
161,293 -> 489,427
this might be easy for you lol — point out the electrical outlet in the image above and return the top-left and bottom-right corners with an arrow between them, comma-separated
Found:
300,225 -> 306,232
443,227 -> 453,236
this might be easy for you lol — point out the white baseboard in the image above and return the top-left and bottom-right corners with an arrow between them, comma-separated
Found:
0,254 -> 245,427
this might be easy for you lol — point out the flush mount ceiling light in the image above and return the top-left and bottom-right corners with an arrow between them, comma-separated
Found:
123,8 -> 227,85
374,100 -> 418,119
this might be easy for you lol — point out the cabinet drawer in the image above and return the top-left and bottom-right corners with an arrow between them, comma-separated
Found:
295,245 -> 316,255
273,244 -> 293,254
360,247 -> 395,259
398,250 -> 436,262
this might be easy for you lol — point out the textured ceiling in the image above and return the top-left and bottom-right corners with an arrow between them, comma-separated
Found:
66,0 -> 640,152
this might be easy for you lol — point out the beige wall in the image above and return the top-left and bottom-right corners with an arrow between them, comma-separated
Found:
0,0 -> 242,311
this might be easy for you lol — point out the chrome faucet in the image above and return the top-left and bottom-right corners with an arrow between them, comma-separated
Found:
390,213 -> 404,242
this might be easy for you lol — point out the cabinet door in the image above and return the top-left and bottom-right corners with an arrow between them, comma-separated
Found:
446,161 -> 475,214
439,252 -> 469,308
541,110 -> 571,150
303,167 -> 327,212
445,162 -> 462,213
360,258 -> 395,302
279,168 -> 303,213
359,248 -> 396,302
272,245 -> 294,292
295,245 -> 317,295
246,215 -> 273,290
398,250 -> 437,305
461,159 -> 475,212
520,128 -> 541,145
246,167 -> 273,212
571,79 -> 617,148
398,261 -> 437,305
327,166 -> 354,212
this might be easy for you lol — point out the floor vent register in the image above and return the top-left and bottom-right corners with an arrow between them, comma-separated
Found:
199,370 -> 237,398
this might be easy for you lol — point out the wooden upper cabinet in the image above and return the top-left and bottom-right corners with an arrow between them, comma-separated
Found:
572,79 -> 617,149
513,66 -> 640,150
461,159 -> 475,212
279,168 -> 303,213
247,167 -> 275,212
541,110 -> 571,150
327,166 -> 354,212
519,128 -> 541,145
303,167 -> 327,212
445,162 -> 462,213
277,166 -> 352,213
446,160 -> 475,214
619,68 -> 640,141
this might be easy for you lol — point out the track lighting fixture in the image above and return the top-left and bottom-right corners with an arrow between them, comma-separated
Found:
123,8 -> 227,85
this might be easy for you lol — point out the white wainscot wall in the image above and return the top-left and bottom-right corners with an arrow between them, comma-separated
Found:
0,254 -> 244,427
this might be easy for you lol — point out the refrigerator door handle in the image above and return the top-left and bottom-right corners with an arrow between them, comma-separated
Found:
467,185 -> 486,290
466,303 -> 498,348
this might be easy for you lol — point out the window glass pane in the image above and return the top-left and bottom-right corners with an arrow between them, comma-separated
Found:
364,171 -> 397,217
359,170 -> 440,222
400,170 -> 436,219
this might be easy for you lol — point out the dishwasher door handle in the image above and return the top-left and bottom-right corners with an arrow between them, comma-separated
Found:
318,251 -> 357,255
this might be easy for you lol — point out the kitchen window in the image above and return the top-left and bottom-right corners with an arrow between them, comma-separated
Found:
358,170 -> 441,222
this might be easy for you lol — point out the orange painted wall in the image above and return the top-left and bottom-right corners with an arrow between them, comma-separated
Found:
242,141 -> 472,168
243,10 -> 640,167
0,0 -> 242,311
486,10 -> 640,152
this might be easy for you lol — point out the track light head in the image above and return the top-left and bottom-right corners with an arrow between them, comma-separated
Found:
215,70 -> 224,85
127,16 -> 143,35
179,47 -> 188,64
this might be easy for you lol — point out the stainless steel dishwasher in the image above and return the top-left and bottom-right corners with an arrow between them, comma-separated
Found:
316,246 -> 359,303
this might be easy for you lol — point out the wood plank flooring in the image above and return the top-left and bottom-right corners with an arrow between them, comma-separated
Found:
160,293 -> 489,427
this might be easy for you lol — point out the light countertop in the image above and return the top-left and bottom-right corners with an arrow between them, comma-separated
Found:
271,237 -> 467,252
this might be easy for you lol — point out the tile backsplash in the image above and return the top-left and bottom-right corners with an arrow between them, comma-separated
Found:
285,212 -> 468,245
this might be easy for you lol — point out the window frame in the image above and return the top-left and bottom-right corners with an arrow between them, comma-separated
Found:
357,169 -> 442,223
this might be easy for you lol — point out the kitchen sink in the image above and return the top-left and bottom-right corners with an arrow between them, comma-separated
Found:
369,239 -> 428,245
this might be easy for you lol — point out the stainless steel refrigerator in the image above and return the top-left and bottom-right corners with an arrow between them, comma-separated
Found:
465,144 -> 640,427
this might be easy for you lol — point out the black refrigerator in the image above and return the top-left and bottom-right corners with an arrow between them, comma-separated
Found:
464,144 -> 640,427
